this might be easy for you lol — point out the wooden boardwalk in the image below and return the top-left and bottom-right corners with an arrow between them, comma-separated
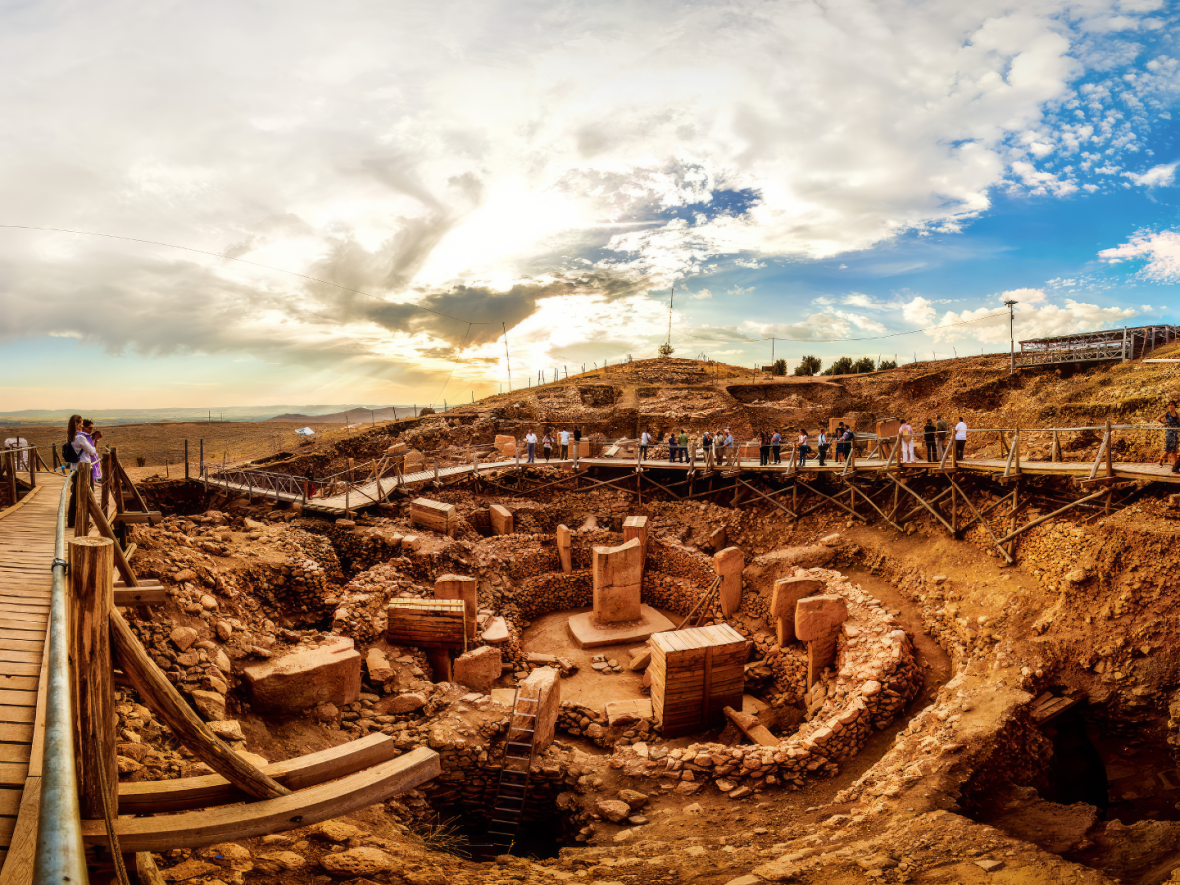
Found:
0,474 -> 62,877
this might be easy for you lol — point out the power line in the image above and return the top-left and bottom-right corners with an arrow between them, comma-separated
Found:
674,310 -> 1011,345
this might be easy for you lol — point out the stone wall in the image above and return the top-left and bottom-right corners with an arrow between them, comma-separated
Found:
608,568 -> 923,796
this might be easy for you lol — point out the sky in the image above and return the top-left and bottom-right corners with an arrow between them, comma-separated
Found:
3,0 -> 1180,410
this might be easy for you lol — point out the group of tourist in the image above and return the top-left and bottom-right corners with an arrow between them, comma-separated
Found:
522,426 -> 582,463
892,415 -> 968,463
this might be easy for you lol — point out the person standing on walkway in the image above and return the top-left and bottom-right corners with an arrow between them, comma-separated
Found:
1159,402 -> 1180,468
771,429 -> 782,464
640,429 -> 651,461
898,418 -> 915,464
843,425 -> 855,462
817,427 -> 829,466
724,429 -> 735,465
559,427 -> 570,460
665,429 -> 677,463
702,430 -> 714,469
796,428 -> 811,466
80,418 -> 103,481
543,430 -> 554,462
759,429 -> 770,466
572,426 -> 582,466
65,414 -> 98,528
935,414 -> 949,460
714,428 -> 724,464
954,417 -> 968,461
525,429 -> 537,463
923,418 -> 937,461
834,423 -> 845,463
678,428 -> 689,463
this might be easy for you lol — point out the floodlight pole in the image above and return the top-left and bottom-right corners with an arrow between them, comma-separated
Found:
1004,300 -> 1018,374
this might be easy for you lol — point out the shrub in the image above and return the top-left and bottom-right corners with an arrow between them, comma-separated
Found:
877,358 -> 898,370
135,456 -> 147,467
771,358 -> 787,376
824,356 -> 854,376
852,356 -> 876,373
794,355 -> 822,376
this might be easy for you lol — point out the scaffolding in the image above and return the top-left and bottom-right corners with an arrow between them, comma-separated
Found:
1016,325 -> 1178,368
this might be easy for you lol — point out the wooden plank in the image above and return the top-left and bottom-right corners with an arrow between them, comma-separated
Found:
0,678 -> 37,693
0,746 -> 30,765
0,709 -> 34,725
0,792 -> 20,818
119,733 -> 400,814
0,765 -> 28,787
0,693 -> 36,710
0,725 -> 33,745
0,779 -> 34,882
0,487 -> 43,522
114,587 -> 167,606
27,623 -> 50,779
84,747 -> 442,852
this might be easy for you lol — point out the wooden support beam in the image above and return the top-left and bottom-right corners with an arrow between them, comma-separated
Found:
897,484 -> 953,525
844,481 -> 904,532
114,452 -> 149,512
794,480 -> 867,523
111,512 -> 162,526
86,486 -> 138,587
638,472 -> 685,501
82,747 -> 442,853
119,733 -> 400,814
888,476 -> 956,535
733,478 -> 798,518
995,487 -> 1111,545
114,586 -> 167,607
722,706 -> 778,747
69,537 -> 118,821
110,610 -> 291,801
947,479 -> 1014,564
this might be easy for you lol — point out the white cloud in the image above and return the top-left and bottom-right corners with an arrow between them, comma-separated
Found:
0,0 -> 1168,395
932,299 -> 1137,343
1124,162 -> 1178,187
902,296 -> 937,326
998,287 -> 1049,305
1098,230 -> 1180,281
688,288 -> 713,300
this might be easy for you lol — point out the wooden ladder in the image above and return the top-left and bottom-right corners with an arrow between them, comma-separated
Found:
486,693 -> 538,852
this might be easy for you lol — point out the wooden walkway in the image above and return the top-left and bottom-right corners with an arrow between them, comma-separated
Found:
0,474 -> 62,877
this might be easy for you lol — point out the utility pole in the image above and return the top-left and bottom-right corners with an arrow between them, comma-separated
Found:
1004,299 -> 1018,374
502,322 -> 512,392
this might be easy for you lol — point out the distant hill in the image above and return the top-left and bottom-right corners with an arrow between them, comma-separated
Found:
0,404 -> 417,427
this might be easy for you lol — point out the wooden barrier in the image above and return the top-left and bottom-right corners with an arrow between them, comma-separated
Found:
385,599 -> 466,649
649,625 -> 748,738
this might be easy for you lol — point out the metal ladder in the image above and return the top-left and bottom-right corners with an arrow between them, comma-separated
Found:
486,693 -> 538,852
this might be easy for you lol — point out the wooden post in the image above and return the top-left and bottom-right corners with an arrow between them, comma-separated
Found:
200,439 -> 206,493
27,446 -> 35,489
74,469 -> 91,537
1105,419 -> 1114,477
998,431 -> 1008,458
53,444 -> 60,471
69,536 -> 117,821
109,610 -> 291,800
4,453 -> 15,506
85,486 -> 138,586
1051,431 -> 1060,463
184,439 -> 190,480
100,452 -> 112,515
1013,428 -> 1021,474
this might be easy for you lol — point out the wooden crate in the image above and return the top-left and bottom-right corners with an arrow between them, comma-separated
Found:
650,624 -> 749,738
386,598 -> 466,649
410,497 -> 456,535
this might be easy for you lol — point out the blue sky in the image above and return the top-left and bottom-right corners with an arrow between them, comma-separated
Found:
2,0 -> 1180,410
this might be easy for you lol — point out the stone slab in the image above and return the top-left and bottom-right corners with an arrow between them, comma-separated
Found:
622,515 -> 649,555
605,698 -> 653,727
593,537 -> 644,624
795,594 -> 848,641
410,497 -> 455,535
241,636 -> 361,714
556,524 -> 572,574
769,577 -> 825,645
517,666 -> 561,752
489,504 -> 514,535
453,645 -> 502,693
714,546 -> 744,617
567,604 -> 676,650
481,615 -> 509,644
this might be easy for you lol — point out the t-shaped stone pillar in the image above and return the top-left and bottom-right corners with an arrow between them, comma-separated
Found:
769,577 -> 825,645
714,546 -> 744,617
795,595 -> 848,687
489,504 -> 513,535
622,515 -> 649,557
567,538 -> 673,648
592,538 -> 643,623
556,524 -> 572,574
434,574 -> 478,640
515,665 -> 561,753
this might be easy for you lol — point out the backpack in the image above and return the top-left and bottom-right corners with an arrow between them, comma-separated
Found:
62,441 -> 80,464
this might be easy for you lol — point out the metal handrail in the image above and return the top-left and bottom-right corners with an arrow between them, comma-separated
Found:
33,472 -> 88,885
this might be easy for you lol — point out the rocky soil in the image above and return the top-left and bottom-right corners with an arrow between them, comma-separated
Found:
110,353 -> 1180,885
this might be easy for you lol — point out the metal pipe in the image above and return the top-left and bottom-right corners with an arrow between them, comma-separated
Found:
33,474 -> 89,885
